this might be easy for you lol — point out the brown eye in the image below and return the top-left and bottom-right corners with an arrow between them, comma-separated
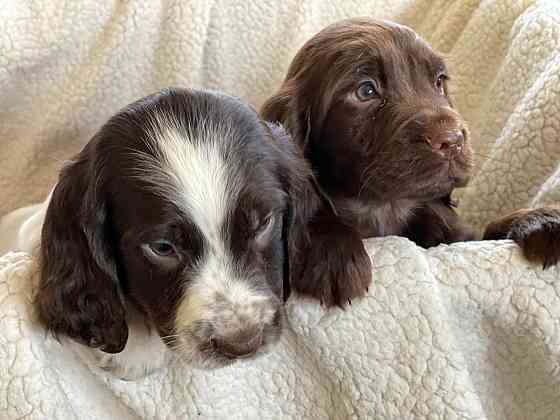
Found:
254,213 -> 276,248
355,80 -> 378,102
436,74 -> 447,94
142,240 -> 180,269
145,240 -> 177,258
255,213 -> 275,236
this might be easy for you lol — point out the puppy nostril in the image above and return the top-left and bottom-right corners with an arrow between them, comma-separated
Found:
213,331 -> 263,359
453,129 -> 465,145
427,130 -> 464,152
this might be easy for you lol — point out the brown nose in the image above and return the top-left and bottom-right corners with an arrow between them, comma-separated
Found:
212,329 -> 263,359
426,129 -> 464,152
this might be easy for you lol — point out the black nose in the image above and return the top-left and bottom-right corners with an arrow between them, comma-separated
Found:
211,329 -> 263,359
426,129 -> 464,152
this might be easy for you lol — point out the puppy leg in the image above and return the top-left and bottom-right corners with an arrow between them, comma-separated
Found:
69,306 -> 170,381
95,329 -> 169,381
483,206 -> 560,269
404,201 -> 477,248
292,212 -> 372,308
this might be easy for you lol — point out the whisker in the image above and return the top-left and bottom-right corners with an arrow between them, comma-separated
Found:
470,152 -> 510,165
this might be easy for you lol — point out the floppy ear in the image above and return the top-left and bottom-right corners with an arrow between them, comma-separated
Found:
261,80 -> 313,155
36,141 -> 128,353
266,121 -> 372,307
265,122 -> 320,303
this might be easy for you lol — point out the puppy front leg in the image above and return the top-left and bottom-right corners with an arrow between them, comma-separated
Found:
483,206 -> 560,269
291,209 -> 372,308
404,200 -> 476,248
69,306 -> 170,381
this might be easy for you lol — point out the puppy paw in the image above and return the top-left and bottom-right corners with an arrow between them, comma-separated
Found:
95,352 -> 157,381
484,207 -> 560,269
509,209 -> 560,269
293,223 -> 372,308
68,323 -> 169,381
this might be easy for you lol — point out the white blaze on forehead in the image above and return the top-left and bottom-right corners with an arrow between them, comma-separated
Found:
148,114 -> 236,248
138,112 -> 272,333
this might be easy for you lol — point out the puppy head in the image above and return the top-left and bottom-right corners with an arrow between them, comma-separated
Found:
261,18 -> 473,203
37,88 -> 317,368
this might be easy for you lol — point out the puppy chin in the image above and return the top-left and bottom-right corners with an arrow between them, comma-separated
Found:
177,345 -> 238,370
170,309 -> 285,370
171,331 -> 282,370
373,179 -> 457,202
447,159 -> 472,188
420,151 -> 471,194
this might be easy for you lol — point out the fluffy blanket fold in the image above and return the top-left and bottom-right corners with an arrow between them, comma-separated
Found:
2,238 -> 560,419
1,0 -> 560,419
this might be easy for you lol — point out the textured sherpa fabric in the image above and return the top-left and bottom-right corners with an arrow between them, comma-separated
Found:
1,1 -> 560,419
1,235 -> 560,420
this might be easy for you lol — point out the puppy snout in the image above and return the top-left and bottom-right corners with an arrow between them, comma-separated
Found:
202,292 -> 282,361
211,328 -> 263,359
425,129 -> 464,153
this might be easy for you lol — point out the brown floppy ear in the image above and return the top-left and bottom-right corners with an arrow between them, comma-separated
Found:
265,122 -> 320,303
266,121 -> 372,307
261,80 -> 313,155
37,140 -> 128,353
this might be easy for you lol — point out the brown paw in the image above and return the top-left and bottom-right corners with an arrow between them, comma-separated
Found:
292,223 -> 372,308
508,208 -> 560,269
484,207 -> 560,269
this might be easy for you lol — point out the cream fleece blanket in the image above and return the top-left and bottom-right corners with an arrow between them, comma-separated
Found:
1,0 -> 560,419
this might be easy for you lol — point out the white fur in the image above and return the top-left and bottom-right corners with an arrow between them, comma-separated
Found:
0,110 -> 275,378
136,112 -> 273,366
0,190 -> 51,256
69,304 -> 170,381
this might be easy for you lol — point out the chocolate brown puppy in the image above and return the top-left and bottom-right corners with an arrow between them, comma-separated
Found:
261,18 -> 476,306
263,19 -> 560,306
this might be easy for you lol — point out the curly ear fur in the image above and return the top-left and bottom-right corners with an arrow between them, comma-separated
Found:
36,141 -> 128,354
260,25 -> 351,156
261,80 -> 313,154
266,122 -> 371,307
265,122 -> 320,303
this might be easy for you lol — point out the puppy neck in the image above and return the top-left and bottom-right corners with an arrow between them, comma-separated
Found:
334,198 -> 416,238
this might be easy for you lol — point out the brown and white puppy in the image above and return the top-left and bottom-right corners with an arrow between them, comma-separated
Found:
35,88 -> 321,379
261,18 -> 475,307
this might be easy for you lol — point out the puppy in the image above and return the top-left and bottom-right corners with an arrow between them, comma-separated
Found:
261,18 -> 475,307
34,88 -> 321,379
262,19 -> 560,302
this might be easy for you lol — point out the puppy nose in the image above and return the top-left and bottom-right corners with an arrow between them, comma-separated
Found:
212,329 -> 263,359
427,129 -> 464,152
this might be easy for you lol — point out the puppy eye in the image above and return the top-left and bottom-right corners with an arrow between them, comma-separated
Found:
256,213 -> 274,234
355,80 -> 378,102
254,213 -> 276,247
144,240 -> 177,258
436,74 -> 447,94
142,240 -> 180,269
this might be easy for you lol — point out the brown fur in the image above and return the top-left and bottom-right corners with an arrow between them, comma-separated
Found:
36,88 -> 324,363
261,18 -> 476,306
484,206 -> 560,269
